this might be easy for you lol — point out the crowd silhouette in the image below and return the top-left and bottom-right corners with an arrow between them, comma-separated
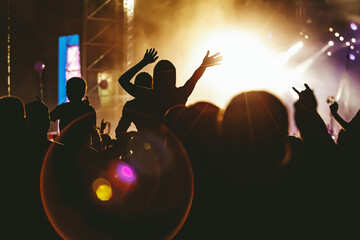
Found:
2,47 -> 359,239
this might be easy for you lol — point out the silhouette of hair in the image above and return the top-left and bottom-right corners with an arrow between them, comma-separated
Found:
25,100 -> 50,135
66,77 -> 87,101
0,95 -> 25,120
222,91 -> 289,167
153,60 -> 176,89
0,96 -> 27,137
135,72 -> 152,88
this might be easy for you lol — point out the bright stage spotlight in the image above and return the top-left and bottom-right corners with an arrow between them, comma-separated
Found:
288,42 -> 304,55
329,27 -> 333,32
339,36 -> 344,41
350,45 -> 355,50
327,51 -> 332,56
346,42 -> 350,46
351,38 -> 356,43
335,32 -> 340,37
328,40 -> 334,46
350,23 -> 358,31
187,29 -> 307,108
349,53 -> 356,60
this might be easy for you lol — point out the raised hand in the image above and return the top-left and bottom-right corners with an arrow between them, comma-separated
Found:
201,51 -> 222,67
292,83 -> 317,111
100,119 -> 109,134
330,101 -> 338,115
142,48 -> 159,64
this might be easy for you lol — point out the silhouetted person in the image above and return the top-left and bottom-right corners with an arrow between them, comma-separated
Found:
26,99 -> 53,159
50,77 -> 96,133
292,84 -> 350,236
219,90 -> 301,238
166,101 -> 222,239
50,77 -> 99,150
115,72 -> 153,139
25,98 -> 62,239
0,95 -> 42,238
118,48 -> 222,123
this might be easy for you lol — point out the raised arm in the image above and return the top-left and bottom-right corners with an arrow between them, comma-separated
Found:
293,83 -> 335,146
182,50 -> 222,97
118,48 -> 158,98
330,101 -> 349,131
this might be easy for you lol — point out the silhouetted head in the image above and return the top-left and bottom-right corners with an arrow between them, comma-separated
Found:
0,95 -> 26,139
25,100 -> 50,136
135,72 -> 153,88
66,77 -> 87,102
222,91 -> 289,167
153,60 -> 176,90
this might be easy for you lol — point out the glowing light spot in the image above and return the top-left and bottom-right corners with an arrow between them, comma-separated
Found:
350,23 -> 358,31
328,40 -> 334,46
92,178 -> 112,201
144,143 -> 151,150
349,54 -> 356,61
346,42 -> 350,46
339,36 -> 344,41
329,27 -> 333,32
350,45 -> 355,50
116,162 -> 136,183
327,51 -> 332,56
122,166 -> 133,178
351,38 -> 356,43
335,32 -> 339,37
304,35 -> 309,39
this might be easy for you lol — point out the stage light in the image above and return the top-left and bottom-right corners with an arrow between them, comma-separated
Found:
327,51 -> 332,56
350,45 -> 355,50
349,53 -> 356,60
346,42 -> 350,46
350,23 -> 358,31
288,42 -> 304,55
328,41 -> 334,46
339,36 -> 344,41
304,35 -> 309,39
329,27 -> 333,32
351,38 -> 356,43
335,32 -> 339,37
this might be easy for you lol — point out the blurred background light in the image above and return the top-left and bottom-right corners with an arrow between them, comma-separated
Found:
350,23 -> 358,31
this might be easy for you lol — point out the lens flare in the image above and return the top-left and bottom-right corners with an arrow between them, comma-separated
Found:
349,54 -> 356,60
92,178 -> 112,201
116,162 -> 137,183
